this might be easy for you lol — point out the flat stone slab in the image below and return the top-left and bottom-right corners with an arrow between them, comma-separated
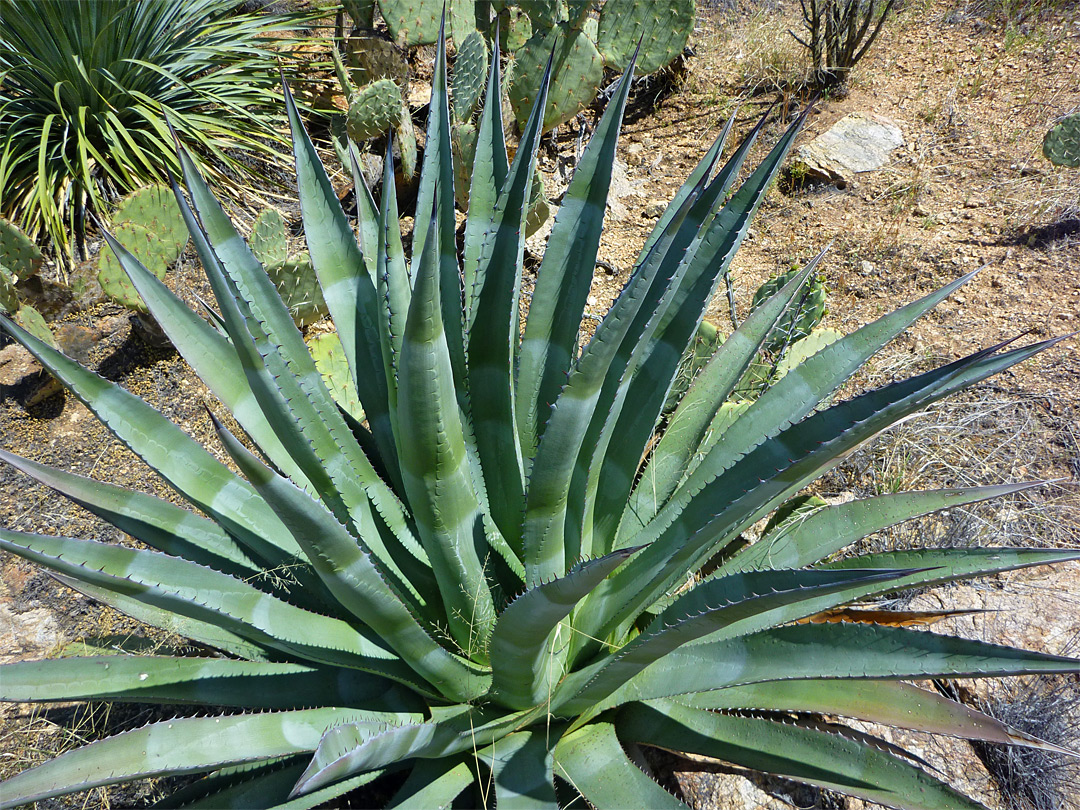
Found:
793,112 -> 904,186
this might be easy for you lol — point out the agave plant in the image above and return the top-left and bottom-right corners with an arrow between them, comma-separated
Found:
0,0 -> 300,264
0,27 -> 1077,810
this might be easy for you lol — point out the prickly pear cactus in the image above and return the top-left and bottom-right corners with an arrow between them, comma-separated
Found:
344,35 -> 409,86
377,0 -> 443,46
250,209 -> 290,269
509,22 -> 603,133
342,0 -> 376,28
0,218 -> 43,281
566,0 -> 597,28
346,78 -> 405,142
307,331 -> 365,421
751,268 -> 827,353
0,267 -> 18,314
493,5 -> 532,52
266,253 -> 328,328
596,0 -> 694,75
97,222 -> 175,312
448,0 -> 484,47
664,319 -> 721,414
452,30 -> 489,123
1043,112 -> 1080,168
14,304 -> 56,349
526,0 -> 569,28
451,121 -> 479,210
111,184 -> 188,261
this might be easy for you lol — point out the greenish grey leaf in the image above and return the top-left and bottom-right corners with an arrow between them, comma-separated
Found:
477,729 -> 560,809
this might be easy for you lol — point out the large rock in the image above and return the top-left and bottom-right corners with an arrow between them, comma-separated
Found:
793,112 -> 904,187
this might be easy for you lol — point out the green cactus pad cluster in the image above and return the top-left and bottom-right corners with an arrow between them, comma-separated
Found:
751,267 -> 828,353
1043,112 -> 1080,168
0,218 -> 44,281
378,0 -> 443,46
97,186 -> 188,312
342,0 -> 376,28
308,331 -> 365,421
0,268 -> 18,314
452,30 -> 489,123
509,23 -> 604,132
344,35 -> 409,86
13,304 -> 55,348
250,209 -> 290,268
596,0 -> 694,75
346,78 -> 405,142
494,5 -> 532,51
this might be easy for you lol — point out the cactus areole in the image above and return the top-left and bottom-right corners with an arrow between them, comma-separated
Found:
0,24 -> 1077,810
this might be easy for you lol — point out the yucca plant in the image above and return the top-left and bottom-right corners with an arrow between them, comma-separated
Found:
0,0 -> 299,265
1,27 -> 1077,809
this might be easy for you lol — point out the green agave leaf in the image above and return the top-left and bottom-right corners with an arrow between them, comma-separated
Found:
52,573 -> 274,662
375,139 -> 410,429
465,48 -> 551,548
618,701 -> 985,810
678,680 -> 1080,757
522,182 -> 705,586
0,314 -> 302,570
0,529 -> 417,684
552,721 -> 686,809
721,482 -> 1044,574
581,621 -> 1080,713
347,140 -> 380,285
582,109 -> 812,562
0,447 -> 258,577
411,23 -> 464,389
0,708 -> 377,810
462,32 -> 509,307
582,336 -> 1060,647
151,756 -> 305,809
560,567 -> 921,714
397,204 -> 495,658
212,414 -> 487,703
490,547 -> 638,709
0,655 -> 419,712
623,250 -> 828,539
283,78 -> 402,486
97,221 -> 307,491
386,758 -> 473,809
515,49 -> 639,459
476,729 -> 560,809
293,705 -> 512,797
671,266 -> 982,507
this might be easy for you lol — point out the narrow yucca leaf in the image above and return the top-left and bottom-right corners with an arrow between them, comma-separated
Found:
577,621 -> 1080,714
553,721 -> 686,809
0,447 -> 258,577
397,206 -> 495,658
0,709 -> 380,810
679,680 -> 1080,757
0,316 -> 302,570
490,547 -> 638,709
623,249 -> 830,537
476,729 -> 561,808
619,701 -> 985,810
0,656 -> 419,712
720,481 -> 1043,573
515,49 -> 640,458
211,412 -> 486,702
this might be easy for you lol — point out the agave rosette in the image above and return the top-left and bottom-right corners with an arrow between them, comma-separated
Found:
1,29 -> 1077,810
